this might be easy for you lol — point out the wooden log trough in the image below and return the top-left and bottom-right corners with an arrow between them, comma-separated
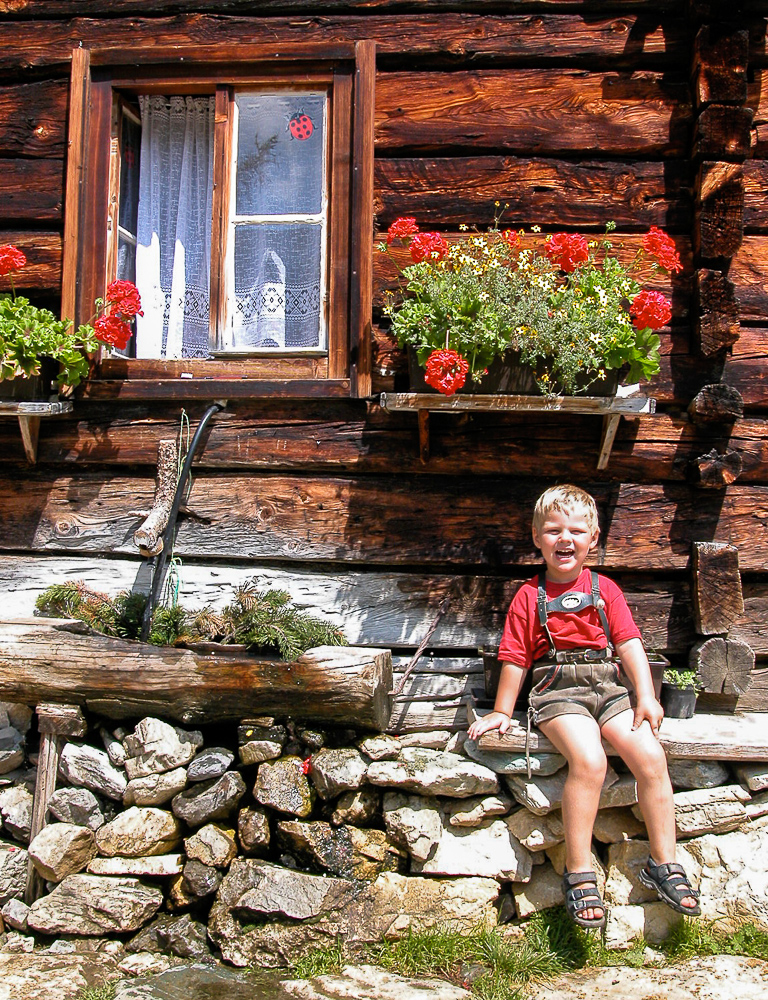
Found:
0,618 -> 393,731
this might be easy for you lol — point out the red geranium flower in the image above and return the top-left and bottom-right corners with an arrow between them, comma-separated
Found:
502,229 -> 520,250
409,232 -> 448,263
424,348 -> 469,396
643,227 -> 681,273
106,279 -> 143,318
94,314 -> 132,351
0,244 -> 26,277
630,290 -> 671,330
387,217 -> 419,244
544,233 -> 589,273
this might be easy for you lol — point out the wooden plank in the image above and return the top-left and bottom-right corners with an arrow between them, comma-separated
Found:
744,160 -> 768,228
0,232 -> 61,293
1,472 -> 767,571
327,67 -> 352,381
0,555 -> 698,655
60,46 -> 89,331
0,617 -> 393,730
0,80 -> 67,157
474,710 -> 768,760
0,14 -> 685,71
730,237 -> 768,321
374,69 -> 690,155
80,379 -> 351,400
0,159 -> 63,221
375,157 -> 691,229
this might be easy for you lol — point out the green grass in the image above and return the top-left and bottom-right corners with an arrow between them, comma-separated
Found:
288,936 -> 346,979
76,985 -> 116,1000
662,917 -> 768,963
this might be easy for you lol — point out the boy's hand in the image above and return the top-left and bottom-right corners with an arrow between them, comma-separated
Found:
468,711 -> 515,741
632,696 -> 664,737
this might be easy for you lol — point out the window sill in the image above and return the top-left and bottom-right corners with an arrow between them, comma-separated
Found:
78,378 -> 352,401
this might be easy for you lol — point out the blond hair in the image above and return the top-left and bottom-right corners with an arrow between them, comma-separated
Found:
532,484 -> 599,536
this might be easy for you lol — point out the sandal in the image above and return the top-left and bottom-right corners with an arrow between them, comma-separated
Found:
638,857 -> 701,915
562,870 -> 607,929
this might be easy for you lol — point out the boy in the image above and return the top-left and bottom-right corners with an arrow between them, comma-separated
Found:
468,485 -> 699,928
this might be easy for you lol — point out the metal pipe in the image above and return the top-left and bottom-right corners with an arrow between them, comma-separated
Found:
140,400 -> 226,641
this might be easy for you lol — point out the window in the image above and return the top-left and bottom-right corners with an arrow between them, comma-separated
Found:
63,42 -> 375,398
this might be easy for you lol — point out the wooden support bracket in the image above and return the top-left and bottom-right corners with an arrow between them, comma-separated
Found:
0,400 -> 73,464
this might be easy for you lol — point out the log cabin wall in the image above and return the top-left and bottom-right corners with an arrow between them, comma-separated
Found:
0,2 -> 766,729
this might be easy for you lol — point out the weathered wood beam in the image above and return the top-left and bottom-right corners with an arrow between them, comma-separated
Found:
691,636 -> 753,696
689,448 -> 743,488
688,384 -> 744,424
693,269 -> 740,355
0,618 -> 393,731
0,159 -> 63,221
692,541 -> 745,634
696,161 -> 744,260
692,25 -> 749,107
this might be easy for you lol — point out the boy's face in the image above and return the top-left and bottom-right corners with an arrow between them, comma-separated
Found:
532,506 -> 599,584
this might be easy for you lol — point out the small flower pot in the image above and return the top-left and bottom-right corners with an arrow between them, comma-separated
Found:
660,682 -> 697,719
0,356 -> 60,402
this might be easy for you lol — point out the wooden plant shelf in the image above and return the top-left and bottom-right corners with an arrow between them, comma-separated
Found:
379,391 -> 656,469
0,399 -> 73,464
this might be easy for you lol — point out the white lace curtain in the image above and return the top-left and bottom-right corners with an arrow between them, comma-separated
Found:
135,95 -> 214,360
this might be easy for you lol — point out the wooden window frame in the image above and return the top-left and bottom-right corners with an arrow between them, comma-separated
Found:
62,42 -> 375,400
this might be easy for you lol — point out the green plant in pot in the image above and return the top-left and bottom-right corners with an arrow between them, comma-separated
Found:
661,668 -> 703,719
379,214 -> 680,397
0,244 -> 142,398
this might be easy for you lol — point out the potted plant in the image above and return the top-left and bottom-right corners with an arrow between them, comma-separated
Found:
660,668 -> 702,719
0,244 -> 142,400
379,215 -> 681,397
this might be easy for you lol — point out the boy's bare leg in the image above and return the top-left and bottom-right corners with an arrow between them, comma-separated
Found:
538,713 -> 607,922
600,708 -> 697,910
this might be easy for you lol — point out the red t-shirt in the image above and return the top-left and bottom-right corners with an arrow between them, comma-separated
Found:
498,568 -> 642,669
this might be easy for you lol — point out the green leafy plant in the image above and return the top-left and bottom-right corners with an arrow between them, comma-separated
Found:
0,244 -> 142,389
663,668 -> 703,692
35,578 -> 346,660
380,215 -> 680,396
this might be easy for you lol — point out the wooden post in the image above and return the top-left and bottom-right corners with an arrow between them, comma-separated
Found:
692,541 -> 745,634
26,703 -> 87,903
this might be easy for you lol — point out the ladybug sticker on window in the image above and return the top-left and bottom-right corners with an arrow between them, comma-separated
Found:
288,111 -> 314,141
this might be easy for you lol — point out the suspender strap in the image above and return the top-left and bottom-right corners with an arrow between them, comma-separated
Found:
537,570 -> 614,656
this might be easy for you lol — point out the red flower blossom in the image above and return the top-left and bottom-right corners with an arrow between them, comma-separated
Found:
94,314 -> 132,351
301,757 -> 312,775
502,229 -> 520,250
544,233 -> 589,273
643,227 -> 681,272
0,244 -> 26,277
409,232 -> 448,263
630,289 -> 671,330
106,279 -> 143,318
387,217 -> 419,244
424,348 -> 469,396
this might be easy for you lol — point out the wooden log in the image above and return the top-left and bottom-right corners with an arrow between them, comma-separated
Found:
26,727 -> 62,904
692,541 -> 745,634
693,105 -> 753,159
0,14 -> 685,71
0,80 -> 67,157
689,448 -> 743,488
474,709 -> 768,761
133,439 -> 178,557
0,159 -> 63,221
0,618 -> 393,730
374,70 -> 690,155
688,384 -> 744,424
690,636 -> 753,696
374,157 -> 690,229
694,269 -> 740,355
744,161 -> 768,228
735,668 -> 768,714
693,25 -> 749,106
730,237 -> 768,321
0,231 -> 62,293
696,161 -> 744,260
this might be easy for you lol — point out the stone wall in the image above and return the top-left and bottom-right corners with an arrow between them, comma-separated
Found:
0,704 -> 766,968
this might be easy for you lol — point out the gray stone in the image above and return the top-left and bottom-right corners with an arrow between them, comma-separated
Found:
506,765 -> 622,816
187,747 -> 235,783
0,787 -> 33,842
182,859 -> 223,898
0,728 -> 22,752
604,903 -> 683,949
0,750 -> 24,776
667,784 -> 750,837
276,820 -> 406,880
746,789 -> 768,820
412,815 -> 532,881
2,705 -> 33,734
113,963 -> 276,1000
58,742 -> 127,801
505,808 -> 565,852
47,787 -> 105,831
0,843 -> 27,903
96,807 -> 183,857
123,718 -> 202,779
239,739 -> 283,766
185,823 -> 238,868
254,758 -> 315,818
282,963 -> 472,1000
736,763 -> 768,793
208,860 -> 499,967
27,875 -> 163,935
367,749 -> 499,798
512,861 -> 563,918
382,793 -> 444,862
153,912 -> 211,960
237,806 -> 271,855
0,953 -> 122,1000
604,840 -> 656,905
592,806 -> 647,844
28,822 -> 97,882
357,735 -> 401,760
100,726 -> 128,767
309,748 -> 368,800
668,759 -> 730,791
398,732 -> 453,750
124,767 -> 188,807
87,855 -> 184,877
1,898 -> 29,932
331,788 -> 380,827
447,794 -> 513,828
172,772 -> 247,827
464,738 -> 566,775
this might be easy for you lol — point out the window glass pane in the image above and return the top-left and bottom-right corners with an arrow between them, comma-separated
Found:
235,92 -> 325,217
119,113 -> 141,237
231,223 -> 322,350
